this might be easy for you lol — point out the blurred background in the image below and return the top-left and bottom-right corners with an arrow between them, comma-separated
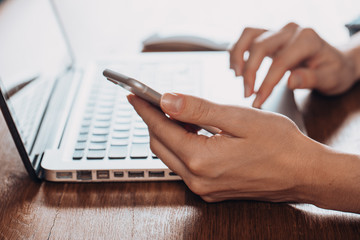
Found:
52,0 -> 360,63
1,0 -> 360,65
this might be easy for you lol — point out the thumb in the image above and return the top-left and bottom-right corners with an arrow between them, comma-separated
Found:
288,68 -> 318,90
160,93 -> 253,136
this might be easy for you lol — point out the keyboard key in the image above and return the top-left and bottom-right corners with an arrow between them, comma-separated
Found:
92,128 -> 109,135
73,150 -> 84,160
113,124 -> 131,131
108,146 -> 128,159
115,117 -> 131,124
79,127 -> 90,134
110,139 -> 128,146
90,135 -> 108,143
96,108 -> 113,115
98,103 -> 114,109
89,142 -> 107,150
93,122 -> 111,128
133,129 -> 149,136
130,143 -> 149,159
112,131 -> 130,139
83,114 -> 93,120
85,107 -> 95,114
134,122 -> 148,129
116,110 -> 132,117
81,120 -> 92,127
87,101 -> 96,107
95,115 -> 112,121
77,134 -> 88,142
87,149 -> 106,160
75,141 -> 86,150
132,136 -> 149,144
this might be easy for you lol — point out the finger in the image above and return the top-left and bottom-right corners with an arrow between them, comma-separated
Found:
160,93 -> 258,137
288,68 -> 318,89
243,23 -> 300,97
230,27 -> 267,76
128,94 -> 200,160
253,28 -> 323,108
148,132 -> 191,179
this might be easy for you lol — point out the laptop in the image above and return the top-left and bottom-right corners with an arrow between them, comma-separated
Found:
0,0 -> 306,182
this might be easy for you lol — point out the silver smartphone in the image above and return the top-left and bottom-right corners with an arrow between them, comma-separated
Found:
103,69 -> 218,135
103,69 -> 161,107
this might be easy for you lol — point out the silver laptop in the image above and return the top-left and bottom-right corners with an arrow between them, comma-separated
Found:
0,0 -> 305,182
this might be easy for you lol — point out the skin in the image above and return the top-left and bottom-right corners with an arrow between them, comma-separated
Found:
229,22 -> 360,108
128,23 -> 360,213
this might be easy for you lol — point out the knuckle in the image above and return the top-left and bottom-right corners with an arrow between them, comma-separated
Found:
298,27 -> 317,39
190,100 -> 212,122
243,27 -> 254,35
186,156 -> 205,176
250,40 -> 266,53
185,154 -> 220,178
249,40 -> 269,59
284,22 -> 299,30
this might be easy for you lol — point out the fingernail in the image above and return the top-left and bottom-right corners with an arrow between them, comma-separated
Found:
127,94 -> 134,105
161,93 -> 184,114
252,93 -> 262,108
289,73 -> 302,89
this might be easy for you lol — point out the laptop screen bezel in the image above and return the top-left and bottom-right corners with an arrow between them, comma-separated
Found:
0,81 -> 41,181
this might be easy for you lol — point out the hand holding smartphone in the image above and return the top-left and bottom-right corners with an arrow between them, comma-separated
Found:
103,69 -> 218,135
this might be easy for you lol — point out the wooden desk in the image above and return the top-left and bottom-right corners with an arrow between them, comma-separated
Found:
1,83 -> 360,239
1,0 -> 360,238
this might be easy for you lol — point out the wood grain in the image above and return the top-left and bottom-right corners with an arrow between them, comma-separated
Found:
1,83 -> 360,239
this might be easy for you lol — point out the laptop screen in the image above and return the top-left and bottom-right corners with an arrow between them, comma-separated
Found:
0,0 -> 72,154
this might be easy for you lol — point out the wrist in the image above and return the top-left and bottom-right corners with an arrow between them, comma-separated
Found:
298,141 -> 360,213
345,46 -> 360,82
342,33 -> 360,83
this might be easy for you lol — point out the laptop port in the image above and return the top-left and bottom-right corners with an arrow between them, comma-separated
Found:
77,170 -> 92,180
97,170 -> 109,179
56,172 -> 73,179
128,171 -> 144,178
148,171 -> 165,178
114,171 -> 124,178
169,172 -> 178,176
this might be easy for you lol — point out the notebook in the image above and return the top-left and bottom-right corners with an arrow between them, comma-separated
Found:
0,0 -> 306,182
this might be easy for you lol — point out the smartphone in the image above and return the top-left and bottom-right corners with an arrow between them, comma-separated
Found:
103,69 -> 218,135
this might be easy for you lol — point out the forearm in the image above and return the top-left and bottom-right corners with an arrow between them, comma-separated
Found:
300,142 -> 360,213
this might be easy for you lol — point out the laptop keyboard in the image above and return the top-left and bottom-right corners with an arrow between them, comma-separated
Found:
72,62 -> 199,161
9,78 -> 52,151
